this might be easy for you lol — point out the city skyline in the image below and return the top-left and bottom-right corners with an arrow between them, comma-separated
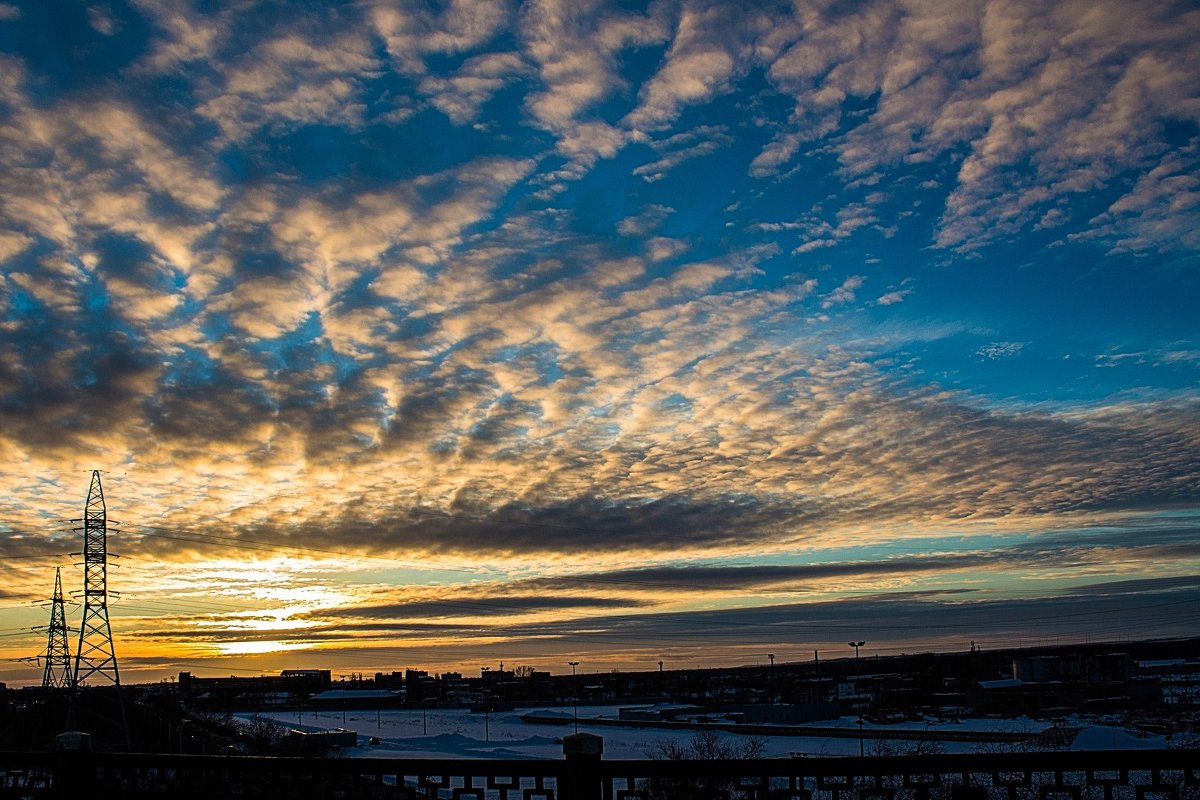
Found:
1,0 -> 1198,684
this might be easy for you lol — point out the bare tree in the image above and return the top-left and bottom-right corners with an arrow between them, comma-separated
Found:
869,738 -> 944,757
644,730 -> 767,799
241,715 -> 287,755
648,729 -> 766,761
969,722 -> 1042,754
1167,728 -> 1200,750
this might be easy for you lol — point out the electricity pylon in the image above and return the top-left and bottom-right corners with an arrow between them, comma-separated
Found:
67,470 -> 128,749
41,568 -> 73,689
71,470 -> 121,688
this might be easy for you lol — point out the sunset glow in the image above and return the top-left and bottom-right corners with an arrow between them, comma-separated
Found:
0,0 -> 1197,685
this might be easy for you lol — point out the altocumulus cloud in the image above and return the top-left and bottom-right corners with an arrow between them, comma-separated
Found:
0,0 -> 1197,679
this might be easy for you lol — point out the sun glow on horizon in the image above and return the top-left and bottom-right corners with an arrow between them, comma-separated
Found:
217,640 -> 313,656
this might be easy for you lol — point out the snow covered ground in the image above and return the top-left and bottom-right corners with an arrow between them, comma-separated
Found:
237,706 -> 1169,760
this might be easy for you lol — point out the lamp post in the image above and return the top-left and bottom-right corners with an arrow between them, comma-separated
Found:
568,661 -> 580,733
848,641 -> 865,679
848,641 -> 866,747
481,667 -> 491,740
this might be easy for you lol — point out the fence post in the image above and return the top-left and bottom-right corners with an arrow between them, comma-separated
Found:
562,732 -> 603,800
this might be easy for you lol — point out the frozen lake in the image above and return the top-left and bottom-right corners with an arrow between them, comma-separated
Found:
238,706 -> 1167,760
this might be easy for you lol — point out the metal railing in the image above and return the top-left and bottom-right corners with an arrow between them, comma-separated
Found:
0,748 -> 1195,799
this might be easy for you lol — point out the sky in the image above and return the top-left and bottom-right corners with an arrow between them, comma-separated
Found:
0,0 -> 1198,686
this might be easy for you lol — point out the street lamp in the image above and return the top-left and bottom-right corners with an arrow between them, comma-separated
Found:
480,667 -> 492,741
848,641 -> 865,679
848,641 -> 867,731
567,661 -> 580,733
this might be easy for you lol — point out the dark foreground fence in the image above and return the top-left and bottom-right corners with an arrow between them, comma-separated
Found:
0,748 -> 1195,800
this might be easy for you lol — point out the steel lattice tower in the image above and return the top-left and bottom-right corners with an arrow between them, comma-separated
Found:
41,568 -> 73,689
71,470 -> 121,688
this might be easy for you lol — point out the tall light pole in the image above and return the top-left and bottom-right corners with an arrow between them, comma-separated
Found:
850,641 -> 867,757
848,641 -> 865,679
568,661 -> 580,733
480,667 -> 491,741
848,640 -> 866,753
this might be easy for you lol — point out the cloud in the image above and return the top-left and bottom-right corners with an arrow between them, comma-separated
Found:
315,594 -> 648,621
2,160 -> 1195,573
87,4 -> 121,36
873,289 -> 910,306
369,0 -> 512,74
624,2 -> 748,133
820,275 -> 864,308
633,125 -> 734,182
518,0 -> 668,173
195,28 -> 380,140
753,0 -> 1200,253
617,204 -> 674,237
1073,141 -> 1200,254
421,51 -> 531,125
766,197 -> 882,255
975,341 -> 1025,359
523,522 -> 1200,595
0,0 -> 1197,681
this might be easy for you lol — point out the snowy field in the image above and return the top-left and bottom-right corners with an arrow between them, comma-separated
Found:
238,706 -> 1168,760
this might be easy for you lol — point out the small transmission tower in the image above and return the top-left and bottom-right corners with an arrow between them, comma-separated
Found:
41,568 -> 73,689
71,470 -> 121,688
